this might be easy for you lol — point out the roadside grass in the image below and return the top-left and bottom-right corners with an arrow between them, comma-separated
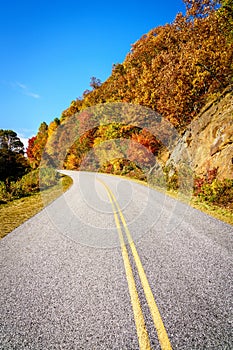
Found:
189,197 -> 233,226
0,175 -> 73,239
116,175 -> 233,226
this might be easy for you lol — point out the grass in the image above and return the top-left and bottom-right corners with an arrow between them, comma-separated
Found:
0,175 -> 73,239
155,187 -> 233,226
190,197 -> 233,226
115,174 -> 233,226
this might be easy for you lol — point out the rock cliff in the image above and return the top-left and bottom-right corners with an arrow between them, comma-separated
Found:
165,87 -> 233,180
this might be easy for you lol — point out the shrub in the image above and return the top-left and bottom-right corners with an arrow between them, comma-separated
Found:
194,168 -> 233,208
21,170 -> 40,193
9,180 -> 26,199
0,168 -> 61,203
163,165 -> 179,191
198,179 -> 233,207
0,182 -> 10,202
39,167 -> 60,189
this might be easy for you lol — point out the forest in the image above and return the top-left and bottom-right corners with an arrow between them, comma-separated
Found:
1,0 -> 232,208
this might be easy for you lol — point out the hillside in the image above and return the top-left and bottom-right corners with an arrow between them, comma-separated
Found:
58,0 -> 232,128
26,0 -> 233,205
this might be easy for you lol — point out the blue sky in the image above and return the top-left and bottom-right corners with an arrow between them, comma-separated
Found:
0,0 -> 185,148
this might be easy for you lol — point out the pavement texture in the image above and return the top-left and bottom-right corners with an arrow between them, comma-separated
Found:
0,171 -> 232,349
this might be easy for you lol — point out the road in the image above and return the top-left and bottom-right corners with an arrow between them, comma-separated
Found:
0,171 -> 232,349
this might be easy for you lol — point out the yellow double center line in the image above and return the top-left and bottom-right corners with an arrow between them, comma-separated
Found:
98,179 -> 172,350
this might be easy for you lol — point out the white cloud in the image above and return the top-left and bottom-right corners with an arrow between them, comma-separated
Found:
25,91 -> 40,99
16,82 -> 27,90
15,81 -> 41,99
16,130 -> 35,151
20,137 -> 29,151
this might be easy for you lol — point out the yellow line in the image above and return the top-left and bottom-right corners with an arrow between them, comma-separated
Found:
98,178 -> 172,350
99,179 -> 151,350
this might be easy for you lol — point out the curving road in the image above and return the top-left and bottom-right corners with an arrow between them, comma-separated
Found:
0,171 -> 232,349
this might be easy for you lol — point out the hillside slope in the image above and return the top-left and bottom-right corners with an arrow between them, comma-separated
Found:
27,0 -> 233,187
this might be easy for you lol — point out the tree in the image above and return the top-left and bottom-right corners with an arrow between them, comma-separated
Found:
90,76 -> 102,90
26,122 -> 48,169
0,129 -> 24,154
183,0 -> 220,19
218,0 -> 233,42
0,130 -> 29,183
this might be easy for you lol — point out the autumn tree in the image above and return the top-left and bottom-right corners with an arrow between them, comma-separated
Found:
218,0 -> 233,43
90,76 -> 102,89
60,98 -> 83,122
27,122 -> 48,168
183,0 -> 220,18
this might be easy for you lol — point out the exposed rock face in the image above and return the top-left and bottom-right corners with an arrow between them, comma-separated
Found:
166,87 -> 233,180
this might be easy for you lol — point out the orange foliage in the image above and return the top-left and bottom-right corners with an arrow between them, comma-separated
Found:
31,1 -> 233,174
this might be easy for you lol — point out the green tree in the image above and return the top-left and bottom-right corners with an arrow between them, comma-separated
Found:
0,129 -> 29,183
0,129 -> 24,154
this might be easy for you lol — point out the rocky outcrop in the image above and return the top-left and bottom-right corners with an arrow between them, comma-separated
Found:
165,87 -> 233,180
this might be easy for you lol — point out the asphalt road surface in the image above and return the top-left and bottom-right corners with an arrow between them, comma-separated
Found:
0,171 -> 232,349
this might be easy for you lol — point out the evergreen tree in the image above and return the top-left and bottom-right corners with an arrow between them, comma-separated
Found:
0,129 -> 29,183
